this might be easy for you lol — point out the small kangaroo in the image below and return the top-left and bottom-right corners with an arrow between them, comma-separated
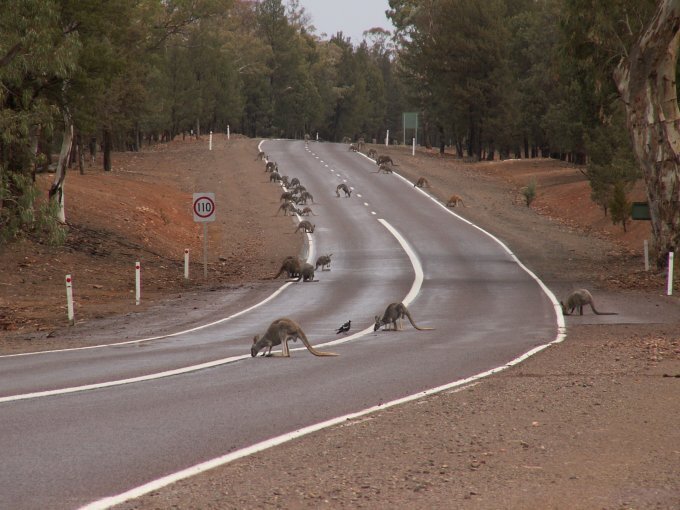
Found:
446,194 -> 465,207
315,253 -> 332,271
295,220 -> 315,233
376,163 -> 393,174
560,289 -> 618,316
299,191 -> 314,204
272,256 -> 302,279
269,171 -> 282,183
265,161 -> 277,172
376,155 -> 397,166
367,148 -> 377,159
289,177 -> 301,188
251,318 -> 337,357
276,202 -> 297,216
336,183 -> 352,197
374,302 -> 434,331
256,151 -> 266,161
414,177 -> 430,188
348,143 -> 358,152
300,206 -> 316,216
291,262 -> 317,282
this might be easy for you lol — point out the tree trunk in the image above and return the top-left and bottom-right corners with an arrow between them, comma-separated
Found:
614,0 -> 680,268
48,111 -> 73,224
103,129 -> 112,171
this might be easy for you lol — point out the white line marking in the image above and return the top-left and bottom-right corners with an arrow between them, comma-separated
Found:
364,202 -> 369,206
356,193 -> 362,198
371,211 -> 377,215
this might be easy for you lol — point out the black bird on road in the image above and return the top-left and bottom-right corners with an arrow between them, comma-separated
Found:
336,320 -> 351,334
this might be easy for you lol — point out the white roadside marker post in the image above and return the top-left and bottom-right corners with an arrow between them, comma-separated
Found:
65,274 -> 74,326
184,249 -> 190,279
135,262 -> 141,305
644,240 -> 649,271
412,137 -> 415,156
209,131 -> 213,151
227,125 -> 230,140
385,129 -> 389,146
667,252 -> 674,296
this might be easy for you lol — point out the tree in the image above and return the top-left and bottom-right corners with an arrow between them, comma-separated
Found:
613,0 -> 680,267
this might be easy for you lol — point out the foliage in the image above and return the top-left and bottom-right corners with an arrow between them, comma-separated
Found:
608,180 -> 632,233
521,178 -> 537,207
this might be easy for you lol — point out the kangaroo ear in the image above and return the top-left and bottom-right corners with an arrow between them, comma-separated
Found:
252,335 -> 259,345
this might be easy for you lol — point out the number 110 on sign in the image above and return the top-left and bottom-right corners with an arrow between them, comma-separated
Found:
193,193 -> 216,222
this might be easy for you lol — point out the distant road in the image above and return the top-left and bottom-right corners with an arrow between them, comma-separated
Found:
0,140 -> 559,509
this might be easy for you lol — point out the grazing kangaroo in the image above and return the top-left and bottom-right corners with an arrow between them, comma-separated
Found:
300,206 -> 316,216
256,151 -> 266,161
315,253 -> 332,271
280,191 -> 295,202
251,318 -> 337,357
374,302 -> 434,331
348,143 -> 358,152
299,191 -> 314,204
269,171 -> 282,183
367,148 -> 377,159
446,194 -> 465,207
336,183 -> 352,197
265,161 -> 277,172
377,163 -> 393,174
289,177 -> 301,188
561,289 -> 618,316
414,177 -> 430,188
376,155 -> 397,166
291,262 -> 317,282
295,220 -> 315,233
276,202 -> 298,216
272,256 -> 302,279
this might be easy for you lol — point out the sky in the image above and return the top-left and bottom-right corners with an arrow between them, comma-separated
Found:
298,0 -> 393,44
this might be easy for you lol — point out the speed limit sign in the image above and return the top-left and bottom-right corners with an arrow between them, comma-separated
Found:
193,193 -> 216,222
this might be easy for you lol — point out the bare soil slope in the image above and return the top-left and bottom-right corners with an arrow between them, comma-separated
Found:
1,138 -> 678,509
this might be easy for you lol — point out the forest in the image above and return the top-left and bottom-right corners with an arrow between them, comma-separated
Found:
2,0 -> 678,266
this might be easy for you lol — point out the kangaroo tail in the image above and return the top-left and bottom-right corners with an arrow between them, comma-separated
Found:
299,331 -> 338,356
592,307 -> 618,315
405,310 -> 434,331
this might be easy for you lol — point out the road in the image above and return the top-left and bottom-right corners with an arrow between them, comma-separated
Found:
0,140 -> 560,509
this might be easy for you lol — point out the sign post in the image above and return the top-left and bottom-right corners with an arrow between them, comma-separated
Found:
193,193 -> 216,279
65,274 -> 74,325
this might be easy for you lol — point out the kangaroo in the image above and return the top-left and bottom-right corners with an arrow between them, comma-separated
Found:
272,256 -> 302,279
291,262 -> 317,282
256,151 -> 266,161
276,202 -> 297,216
251,318 -> 337,357
560,289 -> 618,316
280,191 -> 295,202
348,143 -> 358,152
300,206 -> 316,216
377,163 -> 393,174
374,302 -> 434,331
280,175 -> 290,187
265,161 -> 277,172
367,148 -> 377,159
376,155 -> 397,166
446,194 -> 465,207
414,177 -> 430,188
336,183 -> 352,197
299,191 -> 314,204
289,177 -> 301,188
269,171 -> 282,183
295,220 -> 315,233
315,253 -> 332,271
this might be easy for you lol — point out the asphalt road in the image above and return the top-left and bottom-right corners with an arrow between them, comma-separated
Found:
0,140 -> 559,509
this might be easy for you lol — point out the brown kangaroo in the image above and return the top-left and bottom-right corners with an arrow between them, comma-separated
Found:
376,155 -> 397,166
272,256 -> 302,279
414,177 -> 430,188
295,220 -> 315,233
251,318 -> 337,357
374,302 -> 434,331
560,289 -> 618,316
315,253 -> 332,271
336,183 -> 352,197
446,194 -> 465,207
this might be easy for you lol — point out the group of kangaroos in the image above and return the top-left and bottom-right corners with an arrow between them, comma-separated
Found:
252,144 -> 615,358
